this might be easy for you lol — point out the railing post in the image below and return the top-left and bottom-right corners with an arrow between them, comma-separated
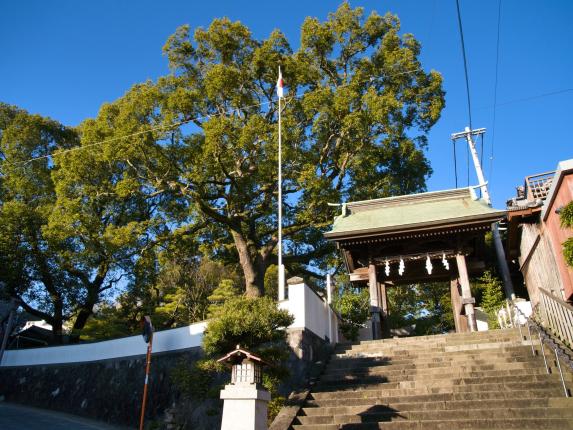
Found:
554,348 -> 570,398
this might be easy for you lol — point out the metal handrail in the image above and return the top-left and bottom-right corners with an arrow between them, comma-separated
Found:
538,287 -> 573,348
507,301 -> 570,397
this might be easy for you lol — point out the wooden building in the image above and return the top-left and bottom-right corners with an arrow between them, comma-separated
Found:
507,159 -> 573,305
324,187 -> 506,339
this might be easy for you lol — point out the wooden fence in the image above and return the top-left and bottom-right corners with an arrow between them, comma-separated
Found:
538,287 -> 573,348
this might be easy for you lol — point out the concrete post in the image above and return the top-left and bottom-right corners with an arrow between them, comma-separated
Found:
379,282 -> 390,337
220,384 -> 270,430
326,274 -> 333,343
368,263 -> 382,340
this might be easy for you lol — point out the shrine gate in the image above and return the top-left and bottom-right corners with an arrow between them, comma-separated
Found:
324,187 -> 507,340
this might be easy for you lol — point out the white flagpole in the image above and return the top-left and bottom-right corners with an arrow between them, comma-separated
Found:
277,67 -> 285,301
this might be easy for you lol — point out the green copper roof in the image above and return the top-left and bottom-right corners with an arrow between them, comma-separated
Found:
324,188 -> 507,240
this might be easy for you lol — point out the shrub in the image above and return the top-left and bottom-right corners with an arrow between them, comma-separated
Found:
560,201 -> 573,267
202,296 -> 294,356
478,271 -> 506,329
334,287 -> 370,341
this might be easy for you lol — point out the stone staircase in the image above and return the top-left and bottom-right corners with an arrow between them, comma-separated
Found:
291,328 -> 573,429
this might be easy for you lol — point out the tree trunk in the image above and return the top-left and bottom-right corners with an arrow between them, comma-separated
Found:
70,279 -> 102,343
231,230 -> 265,297
50,295 -> 65,344
51,315 -> 64,345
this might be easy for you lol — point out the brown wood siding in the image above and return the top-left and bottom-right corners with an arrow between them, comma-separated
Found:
519,223 -> 563,307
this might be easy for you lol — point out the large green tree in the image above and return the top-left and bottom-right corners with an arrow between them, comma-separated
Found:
80,3 -> 444,297
0,103 -> 79,340
0,102 -> 165,341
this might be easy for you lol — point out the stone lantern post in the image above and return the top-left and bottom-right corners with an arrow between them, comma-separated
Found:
217,345 -> 270,430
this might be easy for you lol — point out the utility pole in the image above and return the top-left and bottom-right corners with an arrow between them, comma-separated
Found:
451,127 -> 515,300
0,298 -> 20,366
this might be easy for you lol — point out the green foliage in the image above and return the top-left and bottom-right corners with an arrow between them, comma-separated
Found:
79,257 -> 240,340
0,3 -> 444,337
334,286 -> 370,341
170,296 -> 294,422
207,279 -> 240,317
74,2 -> 444,296
560,201 -> 573,267
202,296 -> 293,356
387,283 -> 454,335
80,304 -> 135,341
264,370 -> 286,424
477,271 -> 506,329
171,358 -> 226,400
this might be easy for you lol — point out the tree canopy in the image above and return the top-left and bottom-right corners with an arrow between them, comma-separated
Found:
0,3 -> 444,339
80,2 -> 444,296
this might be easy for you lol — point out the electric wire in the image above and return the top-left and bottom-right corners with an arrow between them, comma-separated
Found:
493,88 -> 572,108
455,0 -> 473,131
454,0 -> 473,188
489,0 -> 502,183
1,67 -> 424,170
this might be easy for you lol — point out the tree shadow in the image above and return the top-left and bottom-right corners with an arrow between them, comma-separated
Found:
312,356 -> 395,392
339,404 -> 407,428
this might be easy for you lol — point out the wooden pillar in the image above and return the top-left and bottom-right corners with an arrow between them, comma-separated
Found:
450,278 -> 469,333
455,254 -> 478,332
368,263 -> 382,340
378,282 -> 390,337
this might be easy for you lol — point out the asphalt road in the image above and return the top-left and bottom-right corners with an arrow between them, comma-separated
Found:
0,402 -> 129,430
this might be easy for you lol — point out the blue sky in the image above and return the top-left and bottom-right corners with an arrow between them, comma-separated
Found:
1,0 -> 571,208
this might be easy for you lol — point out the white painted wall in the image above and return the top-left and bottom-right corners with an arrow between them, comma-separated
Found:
1,321 -> 207,367
279,281 -> 339,343
3,282 -> 339,368
474,307 -> 489,331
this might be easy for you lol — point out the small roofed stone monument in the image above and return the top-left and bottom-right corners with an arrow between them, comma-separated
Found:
218,345 -> 270,430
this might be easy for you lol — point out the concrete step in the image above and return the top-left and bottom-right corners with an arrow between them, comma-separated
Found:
287,329 -> 572,430
304,389 -> 567,408
338,329 -> 521,348
314,373 -> 565,391
323,359 -> 545,377
328,348 -> 538,369
336,340 -> 528,357
336,335 -> 524,353
295,406 -> 573,425
301,397 -> 573,417
333,343 -> 534,360
310,380 -> 564,399
292,417 -> 573,430
318,367 -> 563,386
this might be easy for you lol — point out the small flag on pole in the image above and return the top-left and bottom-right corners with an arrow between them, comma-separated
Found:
276,66 -> 284,98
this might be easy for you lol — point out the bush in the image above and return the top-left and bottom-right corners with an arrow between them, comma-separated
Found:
478,271 -> 506,329
334,287 -> 370,341
201,296 -> 294,424
171,358 -> 226,400
202,296 -> 294,356
560,201 -> 573,267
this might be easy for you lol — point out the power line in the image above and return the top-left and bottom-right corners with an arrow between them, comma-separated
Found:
494,88 -> 572,107
455,0 -> 473,131
1,67 -> 424,170
489,0 -> 502,182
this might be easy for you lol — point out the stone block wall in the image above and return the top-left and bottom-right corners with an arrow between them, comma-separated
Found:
0,330 -> 332,429
0,348 -> 204,428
